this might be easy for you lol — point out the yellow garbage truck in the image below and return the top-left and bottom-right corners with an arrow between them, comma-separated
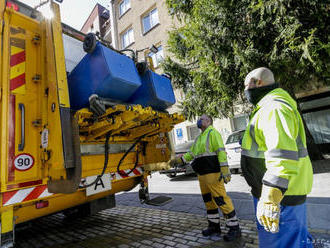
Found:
0,1 -> 183,246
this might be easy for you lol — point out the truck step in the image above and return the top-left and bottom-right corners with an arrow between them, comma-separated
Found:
145,196 -> 173,206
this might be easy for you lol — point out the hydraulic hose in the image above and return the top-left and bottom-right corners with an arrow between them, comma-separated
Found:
116,128 -> 161,175
116,134 -> 145,176
79,132 -> 111,189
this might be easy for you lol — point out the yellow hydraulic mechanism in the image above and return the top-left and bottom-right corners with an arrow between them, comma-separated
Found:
76,103 -> 184,206
76,104 -> 184,143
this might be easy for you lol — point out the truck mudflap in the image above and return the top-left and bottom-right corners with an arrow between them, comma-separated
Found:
47,111 -> 82,194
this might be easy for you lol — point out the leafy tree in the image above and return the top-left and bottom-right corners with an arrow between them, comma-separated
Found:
164,0 -> 329,159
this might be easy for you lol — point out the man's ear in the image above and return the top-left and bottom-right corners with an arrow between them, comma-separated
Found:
256,79 -> 263,87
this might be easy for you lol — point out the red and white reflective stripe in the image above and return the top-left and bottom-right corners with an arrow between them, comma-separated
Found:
79,167 -> 144,186
2,185 -> 53,206
113,167 -> 143,180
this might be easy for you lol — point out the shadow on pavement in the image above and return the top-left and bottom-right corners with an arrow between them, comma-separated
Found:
168,174 -> 198,182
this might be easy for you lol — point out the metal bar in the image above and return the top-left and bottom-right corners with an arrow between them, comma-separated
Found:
18,103 -> 24,151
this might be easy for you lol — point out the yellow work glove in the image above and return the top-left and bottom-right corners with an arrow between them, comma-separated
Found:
220,166 -> 231,184
257,185 -> 284,233
169,157 -> 184,168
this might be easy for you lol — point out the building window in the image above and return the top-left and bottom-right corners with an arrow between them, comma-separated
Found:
142,8 -> 159,34
121,28 -> 134,48
119,0 -> 130,16
148,45 -> 164,68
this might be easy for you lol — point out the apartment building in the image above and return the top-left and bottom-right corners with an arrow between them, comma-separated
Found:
81,4 -> 110,39
109,0 -> 173,69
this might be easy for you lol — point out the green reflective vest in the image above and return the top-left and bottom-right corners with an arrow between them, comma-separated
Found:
241,88 -> 313,205
183,126 -> 227,175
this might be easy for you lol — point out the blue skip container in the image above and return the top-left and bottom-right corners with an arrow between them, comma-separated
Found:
68,42 -> 142,110
129,70 -> 176,111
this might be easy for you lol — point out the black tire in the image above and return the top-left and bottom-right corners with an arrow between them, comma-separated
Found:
83,33 -> 97,53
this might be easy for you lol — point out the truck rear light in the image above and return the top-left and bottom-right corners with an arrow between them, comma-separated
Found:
35,200 -> 49,209
6,2 -> 19,11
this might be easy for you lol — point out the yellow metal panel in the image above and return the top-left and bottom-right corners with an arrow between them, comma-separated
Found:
1,206 -> 13,233
81,152 -> 140,177
3,8 -> 44,185
50,2 -> 70,108
39,21 -> 49,169
0,1 -> 4,17
0,9 -> 11,191
144,162 -> 170,172
43,17 -> 66,179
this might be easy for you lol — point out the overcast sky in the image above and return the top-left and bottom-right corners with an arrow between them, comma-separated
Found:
19,0 -> 110,30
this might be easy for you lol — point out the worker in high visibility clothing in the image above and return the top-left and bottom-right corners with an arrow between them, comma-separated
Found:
241,67 -> 314,247
170,114 -> 241,241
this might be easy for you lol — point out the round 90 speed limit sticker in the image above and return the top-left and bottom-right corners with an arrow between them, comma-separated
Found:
14,153 -> 35,171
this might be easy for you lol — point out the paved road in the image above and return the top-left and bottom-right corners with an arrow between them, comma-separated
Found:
13,161 -> 330,248
15,206 -> 330,248
15,206 -> 259,248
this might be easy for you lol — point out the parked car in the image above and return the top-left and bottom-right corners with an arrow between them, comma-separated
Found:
225,130 -> 246,174
160,140 -> 195,178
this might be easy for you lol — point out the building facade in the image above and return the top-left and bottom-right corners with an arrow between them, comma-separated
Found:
81,4 -> 110,40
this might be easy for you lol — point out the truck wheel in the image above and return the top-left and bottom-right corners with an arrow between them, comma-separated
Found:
83,33 -> 97,53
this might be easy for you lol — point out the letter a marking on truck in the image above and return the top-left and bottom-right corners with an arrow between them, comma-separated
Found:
86,174 -> 111,196
94,178 -> 105,191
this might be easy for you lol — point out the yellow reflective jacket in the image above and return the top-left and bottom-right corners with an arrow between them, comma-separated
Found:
183,126 -> 227,175
241,88 -> 313,205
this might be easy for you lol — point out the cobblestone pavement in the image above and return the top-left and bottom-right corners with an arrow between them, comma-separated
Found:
15,205 -> 330,248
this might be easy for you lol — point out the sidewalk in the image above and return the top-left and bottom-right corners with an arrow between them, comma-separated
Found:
15,205 -> 330,248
